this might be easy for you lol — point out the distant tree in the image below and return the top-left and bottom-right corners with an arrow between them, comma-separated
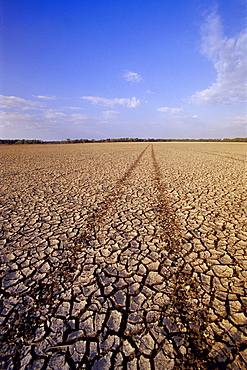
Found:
1,137 -> 247,145
15,139 -> 25,144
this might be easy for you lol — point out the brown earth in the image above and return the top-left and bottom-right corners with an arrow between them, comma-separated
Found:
0,142 -> 246,369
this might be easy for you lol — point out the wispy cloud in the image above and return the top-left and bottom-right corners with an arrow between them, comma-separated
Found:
70,113 -> 92,124
101,110 -> 120,119
41,109 -> 92,124
0,108 -> 93,128
0,111 -> 39,128
146,90 -> 154,94
43,110 -> 67,120
0,94 -> 94,129
62,106 -> 84,110
224,115 -> 247,136
81,96 -> 140,108
34,95 -> 57,100
123,70 -> 142,82
0,95 -> 44,110
157,106 -> 184,114
227,115 -> 247,126
190,10 -> 247,104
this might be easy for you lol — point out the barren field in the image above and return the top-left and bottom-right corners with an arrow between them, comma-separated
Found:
0,142 -> 247,369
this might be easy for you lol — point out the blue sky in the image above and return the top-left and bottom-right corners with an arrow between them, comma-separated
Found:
0,0 -> 246,140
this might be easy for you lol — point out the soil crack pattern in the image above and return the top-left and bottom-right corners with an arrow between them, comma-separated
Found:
151,145 -> 224,369
0,142 -> 246,369
73,144 -> 150,251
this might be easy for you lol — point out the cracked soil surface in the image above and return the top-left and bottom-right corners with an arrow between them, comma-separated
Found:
0,142 -> 247,369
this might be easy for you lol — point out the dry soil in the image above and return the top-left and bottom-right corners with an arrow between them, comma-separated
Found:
0,142 -> 246,369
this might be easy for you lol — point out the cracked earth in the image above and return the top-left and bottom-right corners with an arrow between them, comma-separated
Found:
0,142 -> 247,369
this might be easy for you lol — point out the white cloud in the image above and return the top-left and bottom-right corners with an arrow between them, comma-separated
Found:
34,95 -> 57,100
0,94 -> 100,136
146,90 -> 154,94
0,95 -> 44,110
0,111 -> 41,128
70,113 -> 92,123
62,106 -> 84,110
123,70 -> 142,82
225,115 -> 247,136
42,110 -> 91,123
43,110 -> 67,120
81,96 -> 140,108
157,106 -> 184,114
0,104 -> 92,129
190,10 -> 247,104
101,110 -> 120,119
227,115 -> 247,126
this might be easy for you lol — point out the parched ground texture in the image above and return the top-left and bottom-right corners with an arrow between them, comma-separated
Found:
0,142 -> 247,370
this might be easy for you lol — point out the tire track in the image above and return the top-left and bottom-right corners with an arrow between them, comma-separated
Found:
0,145 -> 151,367
74,144 -> 150,249
195,150 -> 247,163
151,144 -> 213,369
151,145 -> 246,369
1,143 -> 246,369
151,144 -> 181,252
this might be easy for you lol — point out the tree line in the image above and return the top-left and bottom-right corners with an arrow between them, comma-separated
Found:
0,137 -> 247,145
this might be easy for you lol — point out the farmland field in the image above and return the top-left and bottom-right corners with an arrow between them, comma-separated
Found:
0,142 -> 247,369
